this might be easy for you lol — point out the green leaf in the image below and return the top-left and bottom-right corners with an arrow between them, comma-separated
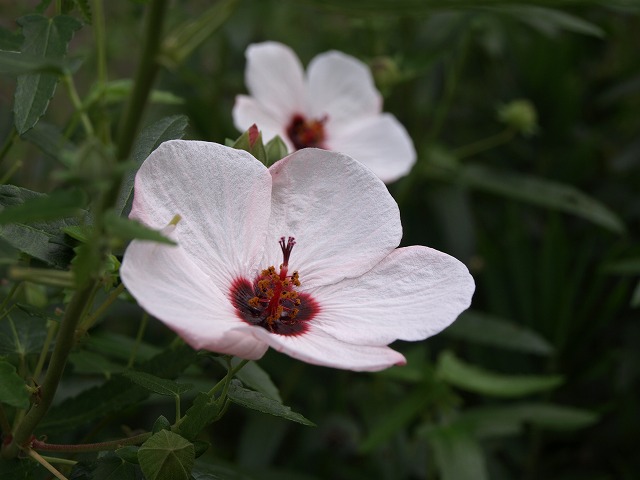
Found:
459,403 -> 598,436
460,164 -> 625,233
123,370 -> 193,397
602,257 -> 640,275
14,14 -> 82,134
104,212 -> 176,245
443,311 -> 554,356
153,415 -> 172,433
20,121 -> 75,162
0,457 -> 36,479
115,446 -> 140,465
423,425 -> 489,480
85,331 -> 161,363
0,187 -> 85,225
487,5 -> 605,38
436,351 -> 563,398
0,360 -> 29,409
0,50 -> 68,76
0,26 -> 23,51
0,185 -> 79,267
216,357 -> 281,402
178,392 -> 221,441
116,115 -> 189,217
68,350 -> 124,377
138,430 -> 195,480
84,79 -> 183,111
91,454 -> 139,480
40,345 -> 196,433
0,308 -> 49,356
265,135 -> 289,166
360,384 -> 431,452
227,380 -> 315,426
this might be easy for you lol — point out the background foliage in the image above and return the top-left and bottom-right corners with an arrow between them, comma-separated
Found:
1,0 -> 639,479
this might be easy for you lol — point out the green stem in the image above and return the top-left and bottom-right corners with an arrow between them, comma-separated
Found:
62,73 -> 94,137
31,431 -> 151,453
32,319 -> 59,384
127,312 -> 149,368
80,282 -> 125,331
0,157 -> 22,184
452,127 -> 517,160
114,0 -> 168,163
0,127 -> 17,167
0,282 -> 20,316
92,0 -> 111,144
207,358 -> 249,397
2,281 -> 99,459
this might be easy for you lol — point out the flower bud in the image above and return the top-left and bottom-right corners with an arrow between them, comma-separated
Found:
497,99 -> 538,137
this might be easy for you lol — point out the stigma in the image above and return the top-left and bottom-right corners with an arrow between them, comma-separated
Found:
286,114 -> 327,150
230,236 -> 318,336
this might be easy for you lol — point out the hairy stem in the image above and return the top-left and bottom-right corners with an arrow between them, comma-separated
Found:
31,431 -> 151,453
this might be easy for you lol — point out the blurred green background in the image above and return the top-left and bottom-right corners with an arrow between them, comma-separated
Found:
1,1 -> 639,479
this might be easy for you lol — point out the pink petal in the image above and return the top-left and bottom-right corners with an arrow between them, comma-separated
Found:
308,246 -> 474,346
247,325 -> 407,372
244,42 -> 305,124
265,148 -> 402,288
232,95 -> 292,150
129,140 -> 272,292
306,50 -> 382,130
327,113 -> 416,183
121,228 -> 269,360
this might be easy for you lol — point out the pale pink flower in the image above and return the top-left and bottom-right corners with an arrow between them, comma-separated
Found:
232,41 -> 416,183
120,141 -> 474,371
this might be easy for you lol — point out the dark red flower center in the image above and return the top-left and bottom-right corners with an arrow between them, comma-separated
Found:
286,114 -> 327,150
229,237 -> 318,336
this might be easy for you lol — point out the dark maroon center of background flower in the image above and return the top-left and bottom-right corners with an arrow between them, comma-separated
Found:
286,114 -> 327,150
228,237 -> 319,336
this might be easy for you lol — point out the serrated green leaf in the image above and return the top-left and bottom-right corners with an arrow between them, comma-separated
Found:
104,212 -> 176,245
178,392 -> 221,441
423,425 -> 489,480
123,370 -> 193,397
0,27 -> 23,51
227,381 -> 315,426
0,309 -> 49,356
116,115 -> 189,217
216,357 -> 281,402
139,430 -> 194,480
0,185 -> 79,267
460,164 -> 625,233
436,351 -> 563,398
91,454 -> 139,480
444,311 -> 554,356
20,121 -> 75,161
40,345 -> 197,433
0,360 -> 30,409
14,14 -> 82,134
0,50 -> 68,75
0,188 -> 85,225
69,350 -> 124,377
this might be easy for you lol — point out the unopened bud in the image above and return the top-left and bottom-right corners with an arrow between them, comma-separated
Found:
497,99 -> 538,137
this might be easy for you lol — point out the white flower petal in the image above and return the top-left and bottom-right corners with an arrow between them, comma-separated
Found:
265,148 -> 402,287
232,95 -> 293,150
307,50 -> 382,130
327,114 -> 416,183
121,231 -> 269,360
310,246 -> 475,346
244,42 -> 305,122
129,140 -> 272,291
248,325 -> 406,372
